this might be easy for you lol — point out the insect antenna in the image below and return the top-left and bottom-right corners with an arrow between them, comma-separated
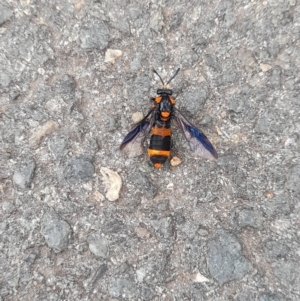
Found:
152,69 -> 165,85
166,68 -> 180,85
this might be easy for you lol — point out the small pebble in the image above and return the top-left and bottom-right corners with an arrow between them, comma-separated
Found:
105,49 -> 122,63
132,112 -> 143,123
87,233 -> 109,258
41,210 -> 71,252
264,191 -> 274,198
13,159 -> 36,189
170,156 -> 182,166
260,63 -> 272,72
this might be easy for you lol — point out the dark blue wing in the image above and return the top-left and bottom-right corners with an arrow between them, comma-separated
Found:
120,109 -> 154,158
120,121 -> 148,147
174,109 -> 218,160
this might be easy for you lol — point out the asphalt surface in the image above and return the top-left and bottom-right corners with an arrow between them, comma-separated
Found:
0,0 -> 299,300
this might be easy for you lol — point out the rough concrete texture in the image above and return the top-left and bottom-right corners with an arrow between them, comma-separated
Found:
0,0 -> 299,300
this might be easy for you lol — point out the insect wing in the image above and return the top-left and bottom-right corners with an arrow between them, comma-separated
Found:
120,109 -> 154,158
174,109 -> 218,160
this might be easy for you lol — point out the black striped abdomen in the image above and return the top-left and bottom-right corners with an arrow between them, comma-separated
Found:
148,125 -> 171,168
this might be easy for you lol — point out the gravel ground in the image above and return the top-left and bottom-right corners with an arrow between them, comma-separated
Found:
0,0 -> 300,300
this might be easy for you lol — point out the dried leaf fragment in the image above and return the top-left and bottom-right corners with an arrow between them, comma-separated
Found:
100,167 -> 122,201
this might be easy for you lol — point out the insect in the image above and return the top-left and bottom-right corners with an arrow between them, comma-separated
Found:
120,69 -> 218,168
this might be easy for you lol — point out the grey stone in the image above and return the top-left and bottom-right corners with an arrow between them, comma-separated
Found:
140,285 -> 156,301
258,292 -> 286,301
48,135 -> 68,159
153,42 -> 166,63
261,194 -> 293,217
130,54 -> 145,72
217,0 -> 234,15
124,197 -> 141,212
150,8 -> 164,33
108,277 -> 136,299
0,71 -> 11,88
267,66 -> 282,89
2,201 -> 15,215
236,287 -> 258,301
180,221 -> 199,240
215,68 -> 238,86
83,264 -> 107,291
1,126 -> 15,144
19,262 -> 32,286
0,165 -> 10,181
80,24 -> 110,50
136,256 -> 168,286
36,292 -> 60,301
175,212 -> 186,225
103,219 -> 126,234
24,253 -> 36,265
127,5 -> 143,22
181,51 -> 199,68
223,11 -> 237,28
264,240 -> 290,260
181,84 -> 208,113
0,219 -> 8,235
131,75 -> 151,106
193,35 -> 208,49
4,269 -> 19,288
128,170 -> 158,199
228,97 -> 245,113
181,238 -> 203,271
233,171 -> 248,199
191,285 -> 206,301
104,115 -> 118,132
228,93 -> 257,124
280,11 -> 293,26
170,12 -> 184,30
13,159 -> 36,189
273,260 -> 299,289
64,157 -> 94,181
87,233 -> 109,258
41,210 -> 71,252
254,115 -> 270,134
232,207 -> 263,229
52,74 -> 76,98
110,18 -> 130,36
286,164 -> 300,196
199,114 -> 213,127
207,230 -> 252,285
204,54 -> 221,72
156,199 -> 169,212
151,216 -> 173,239
0,3 -> 13,25
217,155 -> 238,173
